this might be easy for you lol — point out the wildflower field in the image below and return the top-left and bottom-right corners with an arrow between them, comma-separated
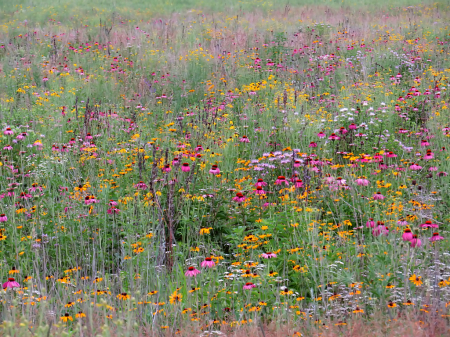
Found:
1,0 -> 450,335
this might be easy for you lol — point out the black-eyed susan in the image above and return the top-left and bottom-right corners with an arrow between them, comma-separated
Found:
117,292 -> 130,300
387,301 -> 397,308
403,300 -> 414,306
169,290 -> 182,304
353,306 -> 364,313
9,267 -> 19,274
409,274 -> 423,286
75,311 -> 86,319
60,313 -> 73,322
65,302 -> 74,308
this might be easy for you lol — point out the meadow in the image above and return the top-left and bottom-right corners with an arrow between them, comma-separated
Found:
0,0 -> 450,336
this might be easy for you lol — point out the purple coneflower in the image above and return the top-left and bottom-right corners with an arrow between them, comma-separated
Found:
243,282 -> 256,290
261,252 -> 277,259
209,165 -> 220,175
255,178 -> 267,187
356,177 -> 369,186
366,218 -> 375,228
373,192 -> 385,200
240,135 -> 250,143
181,163 -> 190,172
3,277 -> 20,289
410,235 -> 422,248
232,192 -> 246,203
402,228 -> 413,241
309,142 -> 318,148
429,232 -> 444,242
420,220 -> 438,228
328,133 -> 340,140
185,266 -> 201,277
3,128 -> 13,136
201,257 -> 216,268
0,214 -> 7,222
134,181 -> 148,190
274,176 -> 289,186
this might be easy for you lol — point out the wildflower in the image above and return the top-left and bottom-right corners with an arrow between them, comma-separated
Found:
373,192 -> 385,200
275,176 -> 289,185
255,178 -> 267,187
387,301 -> 397,308
3,277 -> 20,289
403,300 -> 414,306
169,290 -> 182,304
185,266 -> 201,277
181,163 -> 190,172
309,142 -> 317,147
372,225 -> 389,237
134,181 -> 148,190
402,228 -> 413,241
109,200 -> 118,206
240,135 -> 250,143
232,192 -> 246,203
409,163 -> 422,170
317,131 -> 326,138
410,235 -> 422,248
209,165 -> 220,175
430,232 -> 444,242
243,282 -> 256,290
201,257 -> 216,268
356,177 -> 369,186
75,311 -> 86,318
162,164 -> 171,173
3,128 -> 13,136
107,207 -> 120,214
117,292 -> 131,300
294,179 -> 303,188
0,214 -> 6,223
420,220 -> 438,228
352,306 -> 364,313
189,287 -> 200,293
254,186 -> 266,195
9,267 -> 19,274
261,252 -> 277,259
409,274 -> 423,286
199,227 -> 212,235
386,283 -> 395,289
366,218 -> 375,228
60,313 -> 73,322
328,133 -> 340,140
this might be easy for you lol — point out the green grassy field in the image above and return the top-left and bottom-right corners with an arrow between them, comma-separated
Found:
0,0 -> 450,336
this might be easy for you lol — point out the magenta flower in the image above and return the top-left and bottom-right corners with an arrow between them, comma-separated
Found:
3,128 -> 13,136
240,135 -> 250,143
261,252 -> 277,259
373,192 -> 385,200
349,123 -> 357,130
254,186 -> 266,195
162,164 -> 172,173
185,266 -> 201,277
420,139 -> 430,147
255,178 -> 267,187
328,133 -> 340,140
429,232 -> 444,242
429,166 -> 438,171
200,257 -> 216,268
309,142 -> 318,148
438,171 -> 448,177
294,179 -> 303,188
410,235 -> 422,248
274,176 -> 289,186
195,145 -> 203,151
107,207 -> 120,214
232,192 -> 246,203
3,277 -> 20,289
338,127 -> 348,135
0,214 -> 7,222
372,225 -> 389,237
366,218 -> 375,228
402,228 -> 413,241
134,181 -> 148,190
3,145 -> 13,150
386,151 -> 397,158
109,200 -> 118,206
397,219 -> 408,226
181,163 -> 190,172
420,221 -> 438,228
209,165 -> 220,175
243,282 -> 257,290
172,157 -> 180,166
409,163 -> 422,170
84,196 -> 99,205
356,177 -> 369,186
317,131 -> 326,139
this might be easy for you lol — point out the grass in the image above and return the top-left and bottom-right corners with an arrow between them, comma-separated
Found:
0,0 -> 450,336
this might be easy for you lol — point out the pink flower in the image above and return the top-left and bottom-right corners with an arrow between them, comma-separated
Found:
397,219 -> 408,226
172,157 -> 180,166
409,163 -> 422,170
201,257 -> 216,268
185,266 -> 201,277
209,165 -> 220,175
438,171 -> 448,177
243,282 -> 257,290
420,139 -> 430,147
261,252 -> 277,259
84,196 -> 98,205
309,142 -> 318,148
240,135 -> 250,143
294,179 -> 303,188
386,151 -> 397,158
349,123 -> 357,130
134,181 -> 148,190
275,176 -> 289,186
328,133 -> 340,140
338,127 -> 348,135
0,214 -> 7,222
356,177 -> 369,186
3,145 -> 13,150
317,131 -> 326,139
232,192 -> 246,203
372,225 -> 389,237
254,186 -> 266,195
3,128 -> 13,136
107,207 -> 120,214
255,178 -> 267,187
420,221 -> 438,228
402,228 -> 413,241
429,232 -> 444,242
373,192 -> 385,200
162,165 -> 172,173
410,235 -> 422,248
336,177 -> 346,185
3,277 -> 20,289
366,218 -> 375,228
109,200 -> 118,206
195,145 -> 203,152
181,163 -> 191,172
429,166 -> 438,171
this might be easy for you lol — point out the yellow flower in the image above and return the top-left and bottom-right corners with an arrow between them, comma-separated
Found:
117,293 -> 130,300
169,290 -> 182,304
76,311 -> 86,319
60,313 -> 73,322
409,274 -> 423,286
